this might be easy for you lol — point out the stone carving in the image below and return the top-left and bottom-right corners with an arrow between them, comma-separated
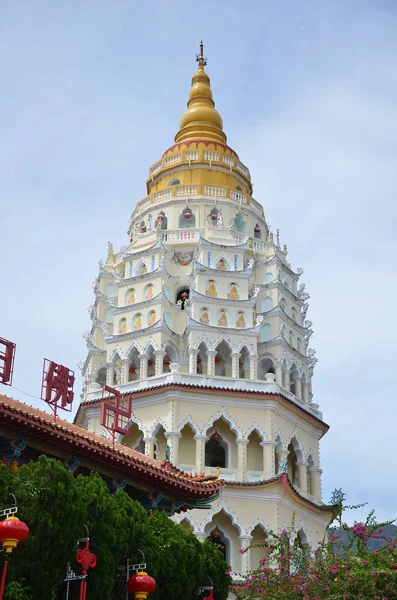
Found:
307,347 -> 318,367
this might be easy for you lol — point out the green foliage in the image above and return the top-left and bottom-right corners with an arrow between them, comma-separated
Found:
235,508 -> 397,600
0,457 -> 230,600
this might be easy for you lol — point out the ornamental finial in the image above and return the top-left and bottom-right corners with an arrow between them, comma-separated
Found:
196,40 -> 207,68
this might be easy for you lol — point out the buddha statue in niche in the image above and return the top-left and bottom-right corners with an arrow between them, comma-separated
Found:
217,258 -> 227,271
149,310 -> 156,326
200,307 -> 209,324
127,288 -> 135,304
218,309 -> 228,327
206,280 -> 217,297
227,283 -> 239,299
134,313 -> 142,330
236,311 -> 246,328
145,283 -> 154,300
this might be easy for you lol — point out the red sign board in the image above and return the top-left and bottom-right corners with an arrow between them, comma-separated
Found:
41,359 -> 75,419
101,385 -> 132,447
0,337 -> 16,386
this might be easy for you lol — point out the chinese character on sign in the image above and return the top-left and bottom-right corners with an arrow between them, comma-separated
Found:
101,385 -> 132,448
41,359 -> 75,420
0,337 -> 16,386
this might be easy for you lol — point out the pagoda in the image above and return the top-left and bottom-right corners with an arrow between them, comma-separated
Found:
76,43 -> 332,575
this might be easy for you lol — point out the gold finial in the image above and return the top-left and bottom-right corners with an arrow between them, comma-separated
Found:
196,40 -> 207,69
174,43 -> 226,144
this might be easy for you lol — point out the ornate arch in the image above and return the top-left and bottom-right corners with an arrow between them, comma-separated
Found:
134,258 -> 149,276
199,499 -> 245,536
235,340 -> 256,356
245,423 -> 266,442
162,341 -> 179,360
212,334 -> 235,352
177,416 -> 200,436
108,346 -> 124,363
291,520 -> 312,547
273,431 -> 284,448
193,335 -> 212,351
116,414 -> 148,442
143,337 -> 158,353
247,517 -> 270,536
305,452 -> 318,469
286,431 -> 304,458
92,362 -> 107,376
125,339 -> 143,357
149,418 -> 169,437
175,513 -> 199,532
202,408 -> 242,438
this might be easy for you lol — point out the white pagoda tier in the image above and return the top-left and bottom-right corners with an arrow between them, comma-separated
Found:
75,44 -> 332,576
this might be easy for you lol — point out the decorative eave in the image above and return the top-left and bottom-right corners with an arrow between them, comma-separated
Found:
122,241 -> 161,261
0,395 -> 223,507
78,383 -> 328,434
192,261 -> 253,278
225,473 -> 333,514
197,236 -> 248,251
187,318 -> 260,334
189,288 -> 257,307
116,264 -> 179,288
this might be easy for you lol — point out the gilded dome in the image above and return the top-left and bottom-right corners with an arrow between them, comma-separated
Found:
175,43 -> 226,144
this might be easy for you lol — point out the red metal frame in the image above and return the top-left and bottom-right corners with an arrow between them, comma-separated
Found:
0,337 -> 16,386
41,359 -> 75,421
100,385 -> 132,448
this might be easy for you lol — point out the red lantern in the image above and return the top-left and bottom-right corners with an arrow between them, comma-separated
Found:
0,516 -> 29,554
184,212 -> 192,219
141,226 -> 147,232
148,360 -> 153,367
163,358 -> 170,365
210,213 -> 217,220
157,214 -> 165,221
127,571 -> 156,600
254,226 -> 261,233
129,367 -> 136,373
215,356 -> 222,364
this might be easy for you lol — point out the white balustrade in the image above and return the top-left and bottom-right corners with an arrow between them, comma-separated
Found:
153,189 -> 172,202
230,190 -> 247,203
137,196 -> 151,210
185,151 -> 199,161
252,239 -> 265,252
250,198 -> 262,214
161,229 -> 202,243
151,161 -> 162,176
164,153 -> 181,166
203,185 -> 226,197
237,161 -> 250,178
233,233 -> 248,245
204,151 -> 219,161
176,185 -> 198,196
222,154 -> 234,167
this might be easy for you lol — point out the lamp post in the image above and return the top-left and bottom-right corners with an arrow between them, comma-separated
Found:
126,551 -> 156,600
0,497 -> 29,600
64,526 -> 96,600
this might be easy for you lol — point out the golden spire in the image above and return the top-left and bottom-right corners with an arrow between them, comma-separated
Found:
174,42 -> 227,144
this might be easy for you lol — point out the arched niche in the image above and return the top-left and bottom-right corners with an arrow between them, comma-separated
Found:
233,213 -> 246,233
179,207 -> 196,229
179,424 -> 196,466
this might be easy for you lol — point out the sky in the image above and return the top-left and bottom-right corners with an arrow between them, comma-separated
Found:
0,0 -> 396,523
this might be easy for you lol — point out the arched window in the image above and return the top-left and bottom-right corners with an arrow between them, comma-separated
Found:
217,308 -> 229,327
168,178 -> 180,186
234,213 -> 246,233
261,296 -> 272,312
205,432 -> 227,468
260,324 -> 272,342
236,185 -> 242,191
104,307 -> 113,323
280,297 -> 287,312
125,288 -> 135,305
132,313 -> 143,330
176,287 -> 190,309
291,307 -> 297,322
207,527 -> 228,561
227,282 -> 239,299
205,280 -> 218,297
179,207 -> 196,229
156,211 -> 168,230
280,325 -> 286,339
119,318 -> 127,334
96,366 -> 107,386
288,330 -> 294,346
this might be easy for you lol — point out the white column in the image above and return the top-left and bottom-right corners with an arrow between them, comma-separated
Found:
302,381 -> 309,403
121,359 -> 131,384
144,436 -> 155,458
261,441 -> 275,479
236,439 -> 248,481
194,434 -> 206,473
276,449 -> 289,474
239,535 -> 253,575
165,432 -> 181,465
106,363 -> 115,386
207,350 -> 217,377
188,348 -> 199,375
296,461 -> 308,493
231,352 -> 240,379
283,367 -> 290,390
139,354 -> 149,379
310,468 -> 322,501
295,376 -> 302,399
249,355 -> 257,380
275,362 -> 283,386
154,350 -> 166,376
